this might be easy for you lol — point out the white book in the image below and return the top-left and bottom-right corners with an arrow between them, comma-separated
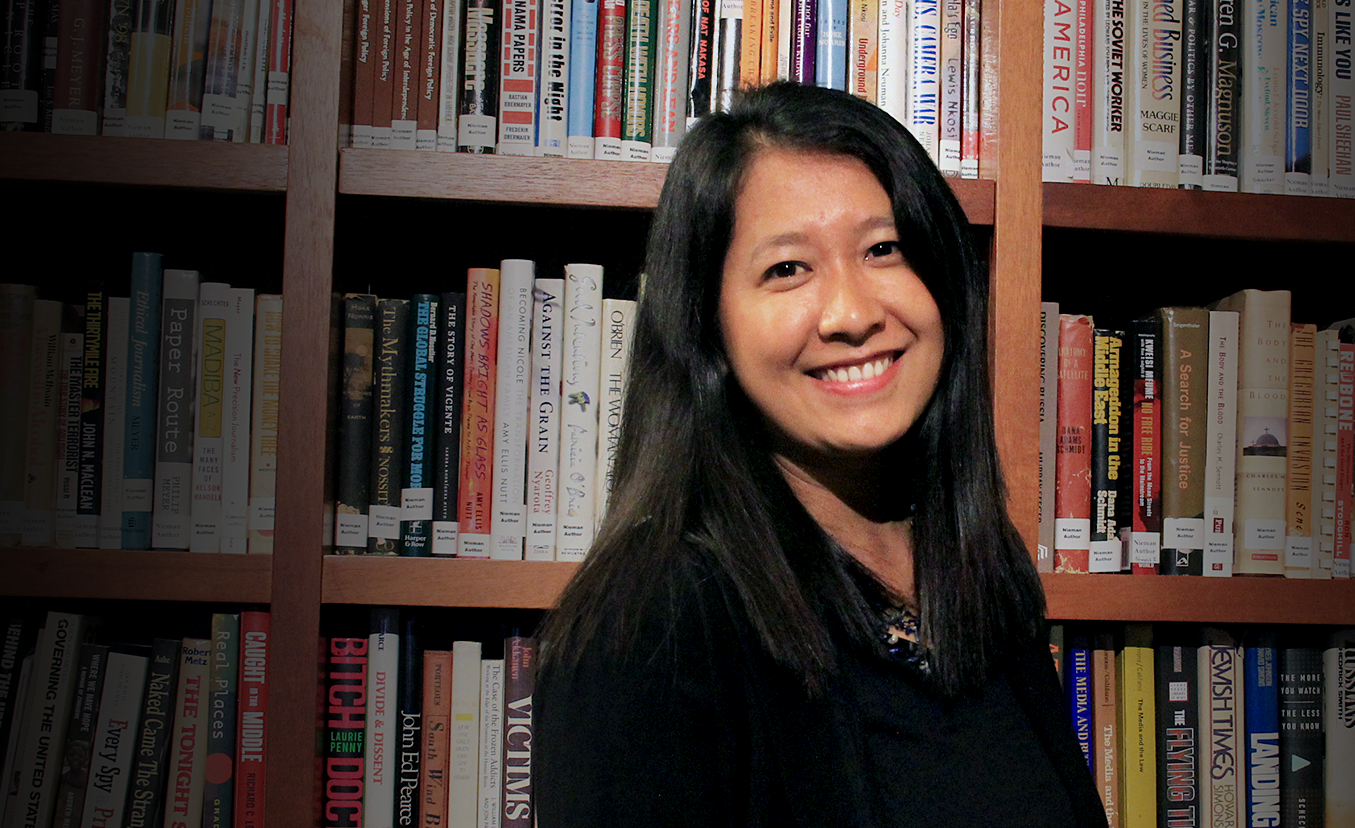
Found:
449,641 -> 483,828
477,659 -> 504,828
54,328 -> 84,549
713,0 -> 743,112
1091,0 -> 1127,184
248,294 -> 283,552
190,282 -> 234,553
650,0 -> 689,163
555,264 -> 604,561
878,0 -> 909,127
233,0 -> 263,142
247,0 -> 272,142
1241,0 -> 1287,193
937,0 -> 962,174
908,0 -> 941,163
220,288 -> 255,552
498,0 -> 541,154
1197,629 -> 1244,828
79,648 -> 150,828
777,0 -> 793,79
0,648 -> 36,822
492,261 -> 536,560
1314,329 -> 1340,578
1037,302 -> 1058,572
152,270 -> 201,550
100,298 -> 131,549
164,639 -> 211,828
594,299 -> 635,528
22,300 -> 62,547
1330,0 -> 1355,197
1042,0 -> 1075,181
1204,309 -> 1239,577
526,279 -> 564,562
364,611 -> 399,828
538,0 -> 572,157
1325,629 -> 1355,825
437,0 -> 463,150
1130,0 -> 1181,186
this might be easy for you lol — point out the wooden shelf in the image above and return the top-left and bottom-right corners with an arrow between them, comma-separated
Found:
1043,182 -> 1355,242
1044,573 -> 1355,625
337,148 -> 998,224
322,555 -> 578,607
2,548 -> 272,603
0,132 -> 289,191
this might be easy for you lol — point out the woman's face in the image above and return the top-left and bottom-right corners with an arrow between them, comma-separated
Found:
717,148 -> 945,465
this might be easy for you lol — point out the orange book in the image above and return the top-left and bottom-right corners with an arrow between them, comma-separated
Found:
1055,313 -> 1094,573
760,0 -> 780,83
741,0 -> 764,87
457,267 -> 500,558
421,650 -> 453,827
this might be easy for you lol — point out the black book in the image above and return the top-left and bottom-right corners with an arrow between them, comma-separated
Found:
336,294 -> 377,554
368,298 -> 409,555
52,640 -> 110,828
1206,0 -> 1241,184
77,287 -> 108,548
395,611 -> 422,827
1155,636 -> 1200,828
457,0 -> 501,152
124,637 -> 182,828
1279,644 -> 1325,827
687,0 -> 714,122
432,291 -> 465,555
0,610 -> 40,756
401,294 -> 439,556
0,0 -> 45,130
1178,0 -> 1206,189
1090,328 -> 1125,572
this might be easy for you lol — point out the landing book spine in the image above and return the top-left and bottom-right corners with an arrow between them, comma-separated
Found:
1243,630 -> 1280,828
1323,629 -> 1354,826
337,294 -> 378,553
368,298 -> 410,555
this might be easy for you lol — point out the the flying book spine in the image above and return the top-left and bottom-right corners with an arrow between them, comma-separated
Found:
650,0 -> 689,161
593,0 -> 627,158
324,637 -> 368,828
365,608 -> 399,828
527,279 -> 563,562
369,298 -> 410,555
165,637 -> 211,828
492,262 -> 535,560
220,288 -> 255,553
391,0 -> 419,149
0,285 -> 34,546
55,306 -> 85,549
1118,623 -> 1157,828
419,648 -> 450,828
1125,317 -> 1162,574
124,0 -> 177,137
1131,0 -> 1182,186
477,659 -> 505,828
1154,639 -> 1199,828
537,0 -> 571,156
556,264 -> 604,561
1286,323 -> 1317,577
198,0 -> 248,141
595,298 -> 635,529
1091,631 -> 1119,827
448,640 -> 482,828
202,613 -> 240,828
685,0 -> 714,130
567,0 -> 600,156
1287,0 -> 1316,194
1089,329 -> 1124,573
457,0 -> 500,152
76,288 -> 108,549
498,0 -> 541,154
103,0 -> 135,136
433,292 -> 466,555
247,294 -> 282,552
1331,0 -> 1355,198
1278,643 -> 1324,826
371,0 -> 396,148
1243,630 -> 1280,828
396,613 -> 423,827
817,0 -> 848,90
123,254 -> 163,549
459,268 -> 501,559
100,297 -> 131,549
52,0 -> 107,134
189,282 -> 234,553
263,0 -> 296,144
337,294 -> 378,553
1072,0 -> 1091,182
1065,631 -> 1094,768
1324,629 -> 1355,825
501,636 -> 536,828
1240,0 -> 1286,192
1176,0 -> 1206,187
1037,302 -> 1059,572
353,0 -> 375,146
22,298 -> 61,547
937,0 -> 960,173
621,0 -> 657,160
1198,628 -> 1243,828
1204,0 -> 1242,190
1054,313 -> 1093,574
1042,0 -> 1074,181
434,0 -> 459,150
1156,307 -> 1209,576
165,0 -> 213,137
1204,310 -> 1239,576
233,610 -> 268,828
401,294 -> 439,557
80,645 -> 150,828
124,637 -> 180,828
52,640 -> 109,828
153,270 -> 200,550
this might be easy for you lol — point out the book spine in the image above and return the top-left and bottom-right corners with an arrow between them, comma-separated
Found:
1072,0 -> 1090,181
621,0 -> 657,160
526,279 -> 563,562
1244,631 -> 1280,828
247,294 -> 282,552
1287,0 -> 1316,194
354,0 -> 376,146
594,298 -> 635,528
556,264 -> 603,561
1278,645 -> 1325,826
498,0 -> 541,154
337,294 -> 378,553
1055,313 -> 1093,573
220,288 -> 255,553
593,0 -> 626,158
457,0 -> 500,152
433,291 -> 466,555
1315,330 -> 1340,578
165,0 -> 213,137
1043,0 -> 1074,181
1092,632 -> 1119,827
685,0 -> 713,129
501,637 -> 536,828
0,614 -> 36,765
816,0 -> 847,89
1065,632 -> 1094,770
103,0 -> 135,135
124,637 -> 180,828
1324,630 -> 1355,824
123,254 -> 163,549
199,0 -> 248,141
764,0 -> 783,83
791,0 -> 817,84
76,288 -> 108,549
372,0 -> 396,147
203,613 -> 240,828
1158,307 -> 1208,576
365,608 -> 399,828
369,298 -> 410,555
52,0 -> 107,134
153,270 -> 200,550
1198,629 -> 1243,828
537,0 -> 571,156
567,0 -> 599,155
397,614 -> 423,827
38,0 -> 60,132
55,306 -> 85,549
124,0 -> 177,137
1336,340 -> 1353,578
448,640 -> 482,828
1089,329 -> 1124,573
1118,623 -> 1157,828
1286,323 -> 1318,577
391,0 -> 420,149
100,297 -> 131,549
0,0 -> 42,130
458,268 -> 500,558
1311,0 -> 1329,194
1154,640 -> 1200,828
324,637 -> 369,828
1177,0 -> 1206,187
166,637 -> 211,828
849,0 -> 878,102
1126,317 -> 1162,574
1240,0 -> 1286,192
1331,0 -> 1355,197
418,649 -> 449,828
0,285 -> 35,545
492,262 -> 535,560
245,0 -> 270,141
1038,302 -> 1059,572
650,0 -> 689,161
1131,0 -> 1182,186
189,283 -> 233,553
1093,0 -> 1127,184
476,659 -> 504,828
9,614 -> 88,828
22,299 -> 61,547
937,0 -> 961,173
713,0 -> 742,109
233,611 -> 269,828
740,0 -> 762,85
1203,311 -> 1240,576
779,0 -> 795,78
433,0 -> 457,150
1204,0 -> 1242,190
80,647 -> 150,828
960,0 -> 979,177
52,641 -> 109,828
401,294 -> 439,556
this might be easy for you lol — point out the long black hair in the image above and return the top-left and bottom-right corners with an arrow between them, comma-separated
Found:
539,81 -> 1045,696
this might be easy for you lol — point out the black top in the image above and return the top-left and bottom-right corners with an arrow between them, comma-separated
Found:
536,558 -> 1110,828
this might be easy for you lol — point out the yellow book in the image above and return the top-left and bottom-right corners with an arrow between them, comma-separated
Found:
760,0 -> 780,84
1117,624 -> 1156,828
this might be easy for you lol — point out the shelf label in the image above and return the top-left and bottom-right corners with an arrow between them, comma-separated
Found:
457,532 -> 492,559
369,505 -> 402,539
1129,532 -> 1161,566
433,521 -> 459,556
1285,536 -> 1313,569
123,479 -> 153,510
1164,518 -> 1206,550
337,513 -> 369,545
401,488 -> 433,521
0,501 -> 22,535
250,498 -> 276,529
1089,540 -> 1121,573
1054,518 -> 1090,548
1244,518 -> 1286,550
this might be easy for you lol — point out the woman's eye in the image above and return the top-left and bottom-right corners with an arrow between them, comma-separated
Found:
765,261 -> 806,279
867,241 -> 902,259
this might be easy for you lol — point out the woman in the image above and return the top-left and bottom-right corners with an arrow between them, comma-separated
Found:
535,82 -> 1107,828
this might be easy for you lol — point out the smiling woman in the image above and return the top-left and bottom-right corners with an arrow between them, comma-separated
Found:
534,82 -> 1109,828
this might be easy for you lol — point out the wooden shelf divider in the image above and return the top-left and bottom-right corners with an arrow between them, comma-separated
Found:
1043,573 -> 1355,625
322,556 -> 579,608
3,548 -> 272,603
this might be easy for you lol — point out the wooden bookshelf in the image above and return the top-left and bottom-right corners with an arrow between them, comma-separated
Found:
322,557 -> 579,608
3,549 -> 272,603
1043,574 -> 1355,626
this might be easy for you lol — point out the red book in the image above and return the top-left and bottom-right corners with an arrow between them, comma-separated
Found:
1055,313 -> 1094,573
1337,341 -> 1353,578
416,0 -> 440,150
1072,0 -> 1091,181
1128,317 -> 1161,575
592,0 -> 626,159
233,610 -> 269,828
324,637 -> 368,828
52,0 -> 108,134
457,267 -> 500,558
264,0 -> 294,143
352,0 -> 376,145
371,0 -> 396,146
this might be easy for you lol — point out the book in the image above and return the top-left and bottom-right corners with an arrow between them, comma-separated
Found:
152,269 -> 200,551
1091,631 -> 1119,827
52,640 -> 109,828
1118,623 -> 1157,828
791,0 -> 816,84
497,0 -> 541,154
595,298 -> 635,527
1286,323 -> 1318,577
262,0 -> 295,143
234,610 -> 269,828
477,658 -> 504,828
1125,317 -> 1162,574
433,291 -> 466,555
324,637 -> 368,828
457,0 -> 500,153
449,640 -> 483,828
849,0 -> 879,102
938,0 -> 961,174
1244,629 -> 1280,828
556,263 -> 604,561
54,305 -> 85,549
123,254 -> 163,549
1043,0 -> 1075,182
1131,0 -> 1183,186
52,0 -> 108,134
427,0 -> 451,150
124,638 -> 181,828
76,288 -> 109,549
190,282 -> 234,553
1154,636 -> 1199,828
713,0 -> 742,109
164,637 -> 211,828
621,0 -> 657,160
1278,641 -> 1325,826
21,298 -> 59,547
1198,628 -> 1243,828
396,613 -> 423,827
369,298 -> 410,555
247,293 -> 282,552
372,0 -> 396,148
650,0 -> 689,162
741,0 -> 762,85
0,0 -> 42,130
199,0 -> 249,141
1055,313 -> 1094,574
0,289 -> 34,529
1333,331 -> 1353,578
125,0 -> 178,137
1331,0 -> 1355,197
202,613 -> 240,828
1177,0 -> 1206,187
79,645 -> 150,828
1072,0 -> 1091,183
567,0 -> 600,156
0,613 -> 39,761
165,0 -> 213,137
337,294 -> 377,552
1314,329 -> 1340,578
817,0 -> 848,90
1038,302 -> 1059,573
1325,629 -> 1355,826
1204,0 -> 1242,190
1311,0 -> 1330,195
685,0 -> 715,129
103,0 -> 135,136
1092,0 -> 1127,183
459,268 -> 500,559
907,0 -> 940,161
492,262 -> 534,560
390,0 -> 419,149
352,0 -> 376,146
526,279 -> 563,562
245,0 -> 272,141
1288,0 -> 1316,194
1241,0 -> 1287,192
593,0 -> 627,159
365,608 -> 399,828
501,635 -> 536,827
537,0 -> 572,156
401,294 -> 439,556
1065,630 -> 1094,769
419,648 -> 450,828
1089,328 -> 1124,573
220,287 -> 255,553
1155,307 -> 1209,576
1204,310 -> 1239,576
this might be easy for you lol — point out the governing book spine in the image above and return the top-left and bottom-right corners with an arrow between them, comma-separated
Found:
1278,642 -> 1324,827
396,613 -> 423,828
1204,310 -> 1239,576
1204,0 -> 1242,191
1243,629 -> 1280,828
432,291 -> 466,555
501,636 -> 536,827
1125,317 -> 1162,574
202,613 -> 240,828
567,0 -> 600,156
492,262 -> 535,561
247,294 -> 282,552
220,287 -> 255,553
124,638 -> 180,828
337,294 -> 378,553
123,253 -> 163,550
76,288 -> 108,549
621,0 -> 657,160
368,298 -> 410,555
79,644 -> 150,828
1285,322 -> 1317,577
527,279 -> 563,562
152,269 -> 200,551
1154,637 -> 1199,828
595,298 -> 635,528
401,294 -> 439,557
1155,307 -> 1209,576
458,268 -> 500,559
457,0 -> 499,153
1092,0 -> 1128,184
1038,302 -> 1059,572
497,0 -> 541,154
1055,313 -> 1094,574
165,637 -> 211,828
556,264 -> 604,561
1089,329 -> 1124,573
537,0 -> 572,156
593,0 -> 627,159
324,637 -> 368,828
365,608 -> 399,828
233,610 -> 268,828
1198,628 -> 1243,828
189,282 -> 234,553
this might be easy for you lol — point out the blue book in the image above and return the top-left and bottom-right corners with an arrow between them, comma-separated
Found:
814,0 -> 848,90
1287,0 -> 1313,193
400,295 -> 439,556
121,252 -> 162,549
1064,631 -> 1093,771
1244,629 -> 1280,828
566,0 -> 600,157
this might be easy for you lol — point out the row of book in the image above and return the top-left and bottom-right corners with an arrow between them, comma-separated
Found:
1041,0 -> 1355,196
0,607 -> 271,828
344,0 -> 984,175
323,609 -> 534,828
335,262 -> 632,560
1037,288 -> 1354,577
0,264 -> 283,553
1051,624 -> 1355,828
0,0 -> 294,142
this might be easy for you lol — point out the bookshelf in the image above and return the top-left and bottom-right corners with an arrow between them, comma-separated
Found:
2,0 -> 1353,823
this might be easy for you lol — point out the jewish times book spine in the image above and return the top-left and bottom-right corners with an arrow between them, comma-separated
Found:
247,294 -> 282,553
651,0 -> 690,162
1155,307 -> 1208,576
79,645 -> 150,828
497,0 -> 541,154
220,287 -> 255,553
567,0 -> 600,157
621,0 -> 657,160
1038,302 -> 1059,573
99,297 -> 130,549
1204,310 -> 1240,576
1278,641 -> 1324,826
1091,631 -> 1119,826
1198,628 -> 1243,828
190,282 -> 234,553
325,636 -> 368,828
123,253 -> 163,550
1118,623 -> 1157,828
365,608 -> 399,828
1286,323 -> 1318,577
419,648 -> 450,828
337,294 -> 378,553
165,0 -> 213,138
593,0 -> 627,159
1055,313 -> 1094,573
369,298 -> 410,555
492,262 -> 535,560
22,298 -> 61,547
233,610 -> 269,828
595,298 -> 636,529
1287,0 -> 1316,194
1177,0 -> 1207,187
457,0 -> 500,153
501,635 -> 536,827
75,288 -> 108,548
1243,629 -> 1280,828
477,659 -> 505,828
401,294 -> 439,557
124,638 -> 180,828
1324,629 -> 1355,826
1153,637 -> 1199,828
1125,317 -> 1162,574
1205,0 -> 1242,190
537,0 -> 571,156
1240,0 -> 1286,192
556,264 -> 604,561
526,279 -> 564,562
55,305 -> 85,550
1092,0 -> 1127,184
152,269 -> 200,550
165,637 -> 211,828
1089,329 -> 1124,573
1211,288 -> 1291,575
1042,0 -> 1074,182
458,268 -> 500,559
202,612 -> 240,828
433,292 -> 466,555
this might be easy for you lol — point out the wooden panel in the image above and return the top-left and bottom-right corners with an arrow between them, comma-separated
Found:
337,148 -> 998,224
323,557 -> 579,608
1,549 -> 272,603
1044,574 -> 1355,625
0,132 -> 288,190
1044,181 -> 1355,242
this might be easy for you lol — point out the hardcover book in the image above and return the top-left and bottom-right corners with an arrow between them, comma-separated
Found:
165,0 -> 213,137
99,299 -> 130,549
397,613 -> 423,827
76,288 -> 108,548
1243,629 -> 1280,828
449,640 -> 483,828
1176,0 -> 1206,188
234,610 -> 269,828
123,0 -> 177,137
324,637 -> 369,828
369,298 -> 410,555
621,0 -> 657,160
123,254 -> 163,550
1204,0 -> 1242,191
190,282 -> 235,553
1089,328 -> 1124,573
1240,0 -> 1287,192
419,648 -> 450,828
1125,317 -> 1162,574
556,264 -> 605,561
52,640 -> 109,828
593,0 -> 628,159
1054,313 -> 1094,573
1204,310 -> 1239,576
492,262 -> 536,560
527,280 -> 564,562
433,292 -> 466,555
476,659 -> 505,828
1130,0 -> 1182,186
1197,628 -> 1243,828
537,0 -> 572,156
458,268 -> 501,558
337,294 -> 378,553
219,287 -> 256,553
1154,637 -> 1199,828
365,608 -> 399,828
595,298 -> 636,528
152,270 -> 200,551
1286,323 -> 1318,577
567,0 -> 600,156
650,0 -> 690,161
401,294 -> 440,556
1092,631 -> 1119,827
1154,307 -> 1209,576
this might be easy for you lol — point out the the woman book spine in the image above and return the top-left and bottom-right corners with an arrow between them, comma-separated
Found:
1155,306 -> 1208,576
686,0 -> 714,129
1204,0 -> 1241,190
567,0 -> 600,156
492,261 -> 535,560
368,298 -> 410,555
527,279 -> 563,562
457,0 -> 500,152
593,0 -> 627,158
497,0 -> 541,154
458,268 -> 500,558
233,610 -> 269,828
247,294 -> 282,552
433,291 -> 466,555
1284,323 -> 1317,578
1176,0 -> 1206,188
76,288 -> 108,549
400,294 -> 439,556
1054,313 -> 1093,574
165,0 -> 213,138
650,0 -> 690,161
99,296 -> 130,549
324,636 -> 369,828
594,298 -> 635,528
365,608 -> 399,828
555,263 -> 603,561
1089,328 -> 1124,572
1203,310 -> 1239,576
23,298 -> 61,547
122,254 -> 162,550
537,0 -> 572,156
621,0 -> 657,160
337,293 -> 377,554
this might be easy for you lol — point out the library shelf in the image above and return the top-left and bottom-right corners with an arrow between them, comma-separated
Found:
3,548 -> 273,603
1043,573 -> 1355,626
322,555 -> 578,608
1043,182 -> 1355,242
336,148 -> 998,224
0,132 -> 289,192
